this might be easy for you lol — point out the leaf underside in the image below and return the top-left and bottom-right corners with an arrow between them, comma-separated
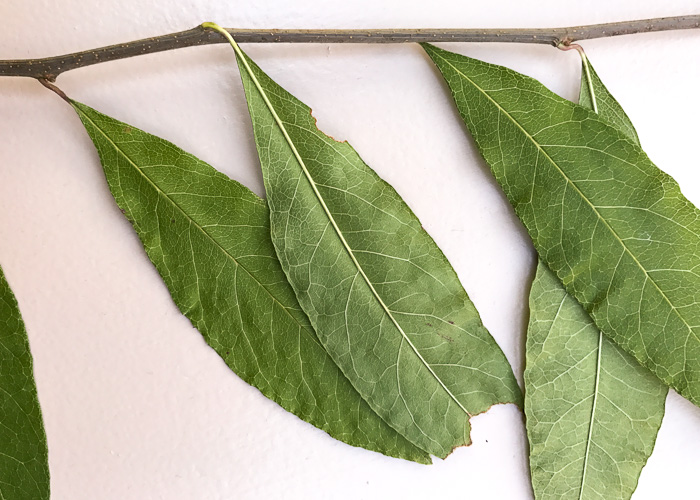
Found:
234,46 -> 521,458
424,42 -> 700,410
71,101 -> 430,464
527,264 -> 666,499
0,264 -> 50,500
578,56 -> 640,146
525,56 -> 666,500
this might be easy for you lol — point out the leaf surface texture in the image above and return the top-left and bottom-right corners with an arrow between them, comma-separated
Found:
0,264 -> 50,499
232,44 -> 521,458
425,43 -> 700,408
72,101 -> 430,464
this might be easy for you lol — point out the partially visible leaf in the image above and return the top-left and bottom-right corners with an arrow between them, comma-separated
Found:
424,43 -> 700,409
578,52 -> 640,146
527,264 -> 666,499
525,55 -> 667,500
0,264 -> 50,499
224,32 -> 521,458
71,100 -> 430,464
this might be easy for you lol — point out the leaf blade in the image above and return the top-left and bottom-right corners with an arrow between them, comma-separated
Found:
233,45 -> 521,458
424,43 -> 700,409
578,53 -> 640,147
0,264 -> 50,500
526,262 -> 666,499
71,101 -> 430,464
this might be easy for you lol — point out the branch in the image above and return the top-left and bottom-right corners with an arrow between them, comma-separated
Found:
1,15 -> 698,81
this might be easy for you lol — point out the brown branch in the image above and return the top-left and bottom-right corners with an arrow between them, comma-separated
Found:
37,78 -> 71,103
1,15 -> 699,81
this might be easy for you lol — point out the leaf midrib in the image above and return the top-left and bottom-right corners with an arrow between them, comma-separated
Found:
434,51 -> 699,364
74,106 -> 324,351
578,331 -> 603,500
580,52 -> 598,114
234,48 -> 473,418
576,67 -> 603,500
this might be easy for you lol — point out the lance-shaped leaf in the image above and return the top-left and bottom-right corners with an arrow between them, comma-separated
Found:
0,264 -> 50,499
221,32 -> 521,458
424,43 -> 700,409
525,55 -> 667,500
70,100 -> 430,464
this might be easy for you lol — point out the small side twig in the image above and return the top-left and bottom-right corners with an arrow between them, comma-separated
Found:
1,14 -> 698,81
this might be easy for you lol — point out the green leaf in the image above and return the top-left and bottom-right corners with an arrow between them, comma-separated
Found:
70,100 -> 430,464
227,38 -> 521,458
578,53 -> 640,147
526,264 -> 666,499
424,43 -> 700,409
0,264 -> 50,500
525,56 -> 667,500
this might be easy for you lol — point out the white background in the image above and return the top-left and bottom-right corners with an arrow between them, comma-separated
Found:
1,1 -> 700,498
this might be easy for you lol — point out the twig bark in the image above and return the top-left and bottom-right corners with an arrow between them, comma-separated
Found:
1,15 -> 698,81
